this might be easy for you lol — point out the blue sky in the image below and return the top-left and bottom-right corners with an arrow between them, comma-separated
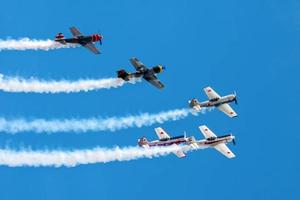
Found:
0,0 -> 299,199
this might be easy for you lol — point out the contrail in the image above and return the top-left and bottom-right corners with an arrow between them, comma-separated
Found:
0,38 -> 78,51
0,74 -> 140,93
0,146 -> 181,167
0,108 -> 204,134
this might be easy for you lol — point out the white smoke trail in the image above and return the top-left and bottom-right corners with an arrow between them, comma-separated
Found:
0,74 -> 140,93
0,38 -> 78,51
0,108 -> 197,134
0,146 -> 181,167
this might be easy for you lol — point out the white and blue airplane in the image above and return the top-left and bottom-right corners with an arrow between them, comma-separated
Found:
189,87 -> 238,118
138,125 -> 236,158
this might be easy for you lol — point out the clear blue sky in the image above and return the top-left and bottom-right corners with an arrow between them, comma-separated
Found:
0,0 -> 299,199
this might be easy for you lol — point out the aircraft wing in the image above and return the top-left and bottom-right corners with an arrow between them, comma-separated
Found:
174,150 -> 186,158
144,75 -> 164,89
84,43 -> 100,54
203,87 -> 221,100
199,125 -> 217,139
130,57 -> 147,71
214,143 -> 235,158
69,27 -> 83,37
154,127 -> 170,140
217,103 -> 237,118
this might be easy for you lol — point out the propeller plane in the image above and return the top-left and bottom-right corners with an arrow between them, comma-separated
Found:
55,26 -> 103,54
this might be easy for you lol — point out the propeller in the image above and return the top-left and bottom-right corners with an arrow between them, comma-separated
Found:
96,29 -> 103,45
233,91 -> 238,105
232,138 -> 236,145
99,37 -> 102,45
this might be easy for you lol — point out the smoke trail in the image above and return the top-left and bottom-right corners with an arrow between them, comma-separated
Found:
0,108 -> 199,134
0,146 -> 181,167
0,38 -> 78,51
0,74 -> 140,93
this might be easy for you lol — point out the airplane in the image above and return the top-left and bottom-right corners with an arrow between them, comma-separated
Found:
117,57 -> 165,89
138,125 -> 236,158
138,127 -> 192,158
188,86 -> 238,118
54,26 -> 103,54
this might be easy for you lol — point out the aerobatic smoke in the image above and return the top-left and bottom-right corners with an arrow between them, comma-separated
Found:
0,74 -> 139,93
0,108 -> 199,134
0,38 -> 78,51
0,146 -> 181,167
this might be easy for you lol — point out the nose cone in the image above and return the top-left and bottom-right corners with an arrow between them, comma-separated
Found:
230,134 -> 235,141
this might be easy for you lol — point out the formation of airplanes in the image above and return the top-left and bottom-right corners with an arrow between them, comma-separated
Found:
138,125 -> 235,158
53,27 -> 239,159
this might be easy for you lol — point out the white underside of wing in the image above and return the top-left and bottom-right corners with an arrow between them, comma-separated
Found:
199,125 -> 217,138
174,150 -> 186,158
154,127 -> 171,140
214,143 -> 235,158
204,87 -> 221,100
217,103 -> 237,118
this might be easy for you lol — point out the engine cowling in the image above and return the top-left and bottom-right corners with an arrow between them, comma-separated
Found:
152,65 -> 164,73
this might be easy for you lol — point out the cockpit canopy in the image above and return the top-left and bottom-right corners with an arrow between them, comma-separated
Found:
207,136 -> 217,141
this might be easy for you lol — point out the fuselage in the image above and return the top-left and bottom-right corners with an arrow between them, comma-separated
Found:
55,34 -> 102,46
199,94 -> 236,107
138,135 -> 194,147
195,134 -> 234,148
133,65 -> 164,79
189,94 -> 236,110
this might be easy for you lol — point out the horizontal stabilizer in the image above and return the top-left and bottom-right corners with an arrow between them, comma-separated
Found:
174,150 -> 186,158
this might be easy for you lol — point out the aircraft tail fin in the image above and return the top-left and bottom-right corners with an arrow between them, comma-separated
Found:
117,69 -> 131,81
55,33 -> 66,44
138,136 -> 150,148
55,33 -> 64,40
188,98 -> 201,112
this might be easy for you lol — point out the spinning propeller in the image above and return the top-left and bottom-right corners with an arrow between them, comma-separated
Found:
97,29 -> 103,45
232,138 -> 236,145
233,91 -> 238,105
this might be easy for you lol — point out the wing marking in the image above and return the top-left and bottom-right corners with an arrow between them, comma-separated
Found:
217,103 -> 237,118
199,125 -> 217,139
204,87 -> 221,100
214,143 -> 235,158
